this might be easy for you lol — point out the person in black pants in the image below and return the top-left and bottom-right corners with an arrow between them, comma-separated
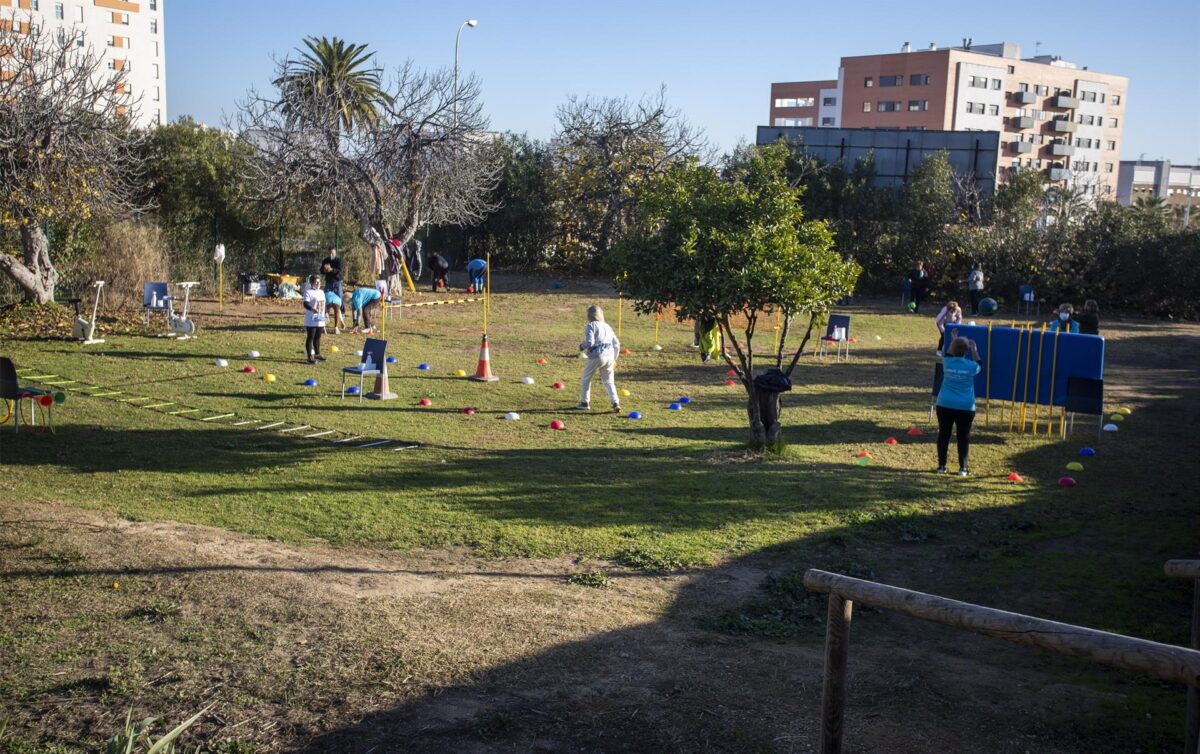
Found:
429,252 -> 450,292
907,261 -> 930,313
934,335 -> 982,476
302,275 -> 327,365
321,248 -> 343,300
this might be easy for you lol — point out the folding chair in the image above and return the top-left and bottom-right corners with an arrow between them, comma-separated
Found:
1,357 -> 55,433
1017,284 -> 1039,317
143,282 -> 170,325
816,314 -> 852,362
1063,376 -> 1104,442
929,362 -> 945,423
341,338 -> 387,401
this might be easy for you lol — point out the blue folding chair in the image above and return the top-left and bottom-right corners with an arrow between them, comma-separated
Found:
341,338 -> 388,401
1017,284 -> 1039,317
1064,376 -> 1104,441
143,282 -> 170,325
817,314 -> 852,362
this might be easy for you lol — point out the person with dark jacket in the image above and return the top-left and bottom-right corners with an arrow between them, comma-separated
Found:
321,248 -> 343,300
1076,300 -> 1101,335
907,261 -> 930,313
429,252 -> 450,292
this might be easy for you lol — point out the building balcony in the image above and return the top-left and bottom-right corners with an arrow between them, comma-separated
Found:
1049,142 -> 1075,157
1049,168 -> 1073,182
1050,119 -> 1077,133
1051,94 -> 1078,109
1011,141 -> 1033,154
1010,116 -> 1034,130
1013,90 -> 1037,105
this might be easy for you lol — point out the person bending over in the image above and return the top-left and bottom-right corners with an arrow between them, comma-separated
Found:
324,287 -> 345,334
934,300 -> 962,356
935,335 -> 982,476
350,285 -> 382,334
430,252 -> 450,292
466,258 -> 487,294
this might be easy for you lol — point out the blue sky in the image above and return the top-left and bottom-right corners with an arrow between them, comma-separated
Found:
167,0 -> 1199,163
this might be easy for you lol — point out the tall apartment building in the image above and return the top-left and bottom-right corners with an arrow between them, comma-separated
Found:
3,0 -> 166,128
769,42 -> 1127,197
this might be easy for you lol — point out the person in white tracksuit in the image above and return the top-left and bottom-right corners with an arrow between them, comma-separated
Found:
577,305 -> 621,412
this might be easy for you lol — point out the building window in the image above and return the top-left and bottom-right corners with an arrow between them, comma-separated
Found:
150,19 -> 157,33
968,75 -> 988,89
966,102 -> 985,115
55,2 -> 63,18
75,6 -> 83,22
153,86 -> 160,101
1035,84 -> 1048,96
1112,94 -> 1121,105
908,100 -> 928,112
988,104 -> 1000,116
821,117 -> 836,126
155,110 -> 161,125
107,35 -> 116,47
880,75 -> 902,87
1107,140 -> 1116,150
153,41 -> 160,56
863,102 -> 871,112
153,63 -> 160,79
774,97 -> 814,108
1007,65 -> 1015,74
878,101 -> 900,112
822,97 -> 837,107
909,74 -> 929,85
775,98 -> 795,108
1109,117 -> 1118,128
864,77 -> 873,87
1105,163 -> 1113,173
55,27 -> 65,42
150,0 -> 157,8
991,78 -> 1002,90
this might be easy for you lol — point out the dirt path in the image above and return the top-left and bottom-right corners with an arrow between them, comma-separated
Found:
0,501 -> 1135,753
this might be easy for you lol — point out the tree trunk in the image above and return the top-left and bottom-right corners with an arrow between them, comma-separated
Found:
746,382 -> 784,451
0,225 -> 58,304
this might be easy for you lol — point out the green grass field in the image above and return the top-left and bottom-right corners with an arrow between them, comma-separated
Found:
1,277 -> 1198,751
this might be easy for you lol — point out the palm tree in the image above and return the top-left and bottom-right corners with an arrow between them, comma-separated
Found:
274,36 -> 390,133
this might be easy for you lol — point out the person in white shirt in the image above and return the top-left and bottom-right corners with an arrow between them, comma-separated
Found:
963,263 -> 985,315
302,274 -> 327,364
577,305 -> 621,412
934,300 -> 962,356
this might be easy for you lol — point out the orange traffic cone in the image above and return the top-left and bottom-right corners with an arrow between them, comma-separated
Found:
469,333 -> 499,382
367,362 -> 397,400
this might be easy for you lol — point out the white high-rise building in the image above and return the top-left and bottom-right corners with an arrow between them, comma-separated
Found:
7,0 -> 167,128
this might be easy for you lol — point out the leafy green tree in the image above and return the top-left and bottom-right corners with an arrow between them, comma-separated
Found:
611,144 -> 858,450
897,151 -> 957,281
273,36 -> 390,133
140,118 -> 273,277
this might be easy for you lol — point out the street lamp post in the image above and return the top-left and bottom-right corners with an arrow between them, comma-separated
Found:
454,19 -> 478,127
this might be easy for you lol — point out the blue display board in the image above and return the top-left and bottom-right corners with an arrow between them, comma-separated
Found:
946,324 -> 1104,407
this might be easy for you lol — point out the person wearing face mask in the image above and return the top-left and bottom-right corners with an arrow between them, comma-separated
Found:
1049,303 -> 1079,333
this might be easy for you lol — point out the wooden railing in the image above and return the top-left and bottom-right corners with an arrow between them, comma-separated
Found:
804,568 -> 1200,754
1166,559 -> 1200,754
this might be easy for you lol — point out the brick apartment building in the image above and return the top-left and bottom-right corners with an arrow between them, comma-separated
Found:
3,0 -> 167,129
769,41 -> 1127,197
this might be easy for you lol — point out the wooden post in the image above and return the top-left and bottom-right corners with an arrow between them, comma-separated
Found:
1190,578 -> 1199,754
820,592 -> 853,754
1165,560 -> 1200,754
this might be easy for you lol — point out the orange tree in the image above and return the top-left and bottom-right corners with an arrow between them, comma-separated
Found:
610,143 -> 858,450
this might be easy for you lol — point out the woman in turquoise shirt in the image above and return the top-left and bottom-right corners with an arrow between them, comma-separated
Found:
936,335 -> 983,476
1049,303 -> 1080,333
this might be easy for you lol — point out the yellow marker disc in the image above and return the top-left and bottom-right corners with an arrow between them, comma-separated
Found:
619,389 -> 631,397
455,369 -> 467,377
263,374 -> 276,383
1108,413 -> 1124,422
1066,461 -> 1084,472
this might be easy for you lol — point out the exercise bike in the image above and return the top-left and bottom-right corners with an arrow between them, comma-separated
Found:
164,281 -> 199,339
72,280 -> 106,345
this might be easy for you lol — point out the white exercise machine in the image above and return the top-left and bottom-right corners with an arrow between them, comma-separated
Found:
165,281 -> 199,339
72,280 -> 106,345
